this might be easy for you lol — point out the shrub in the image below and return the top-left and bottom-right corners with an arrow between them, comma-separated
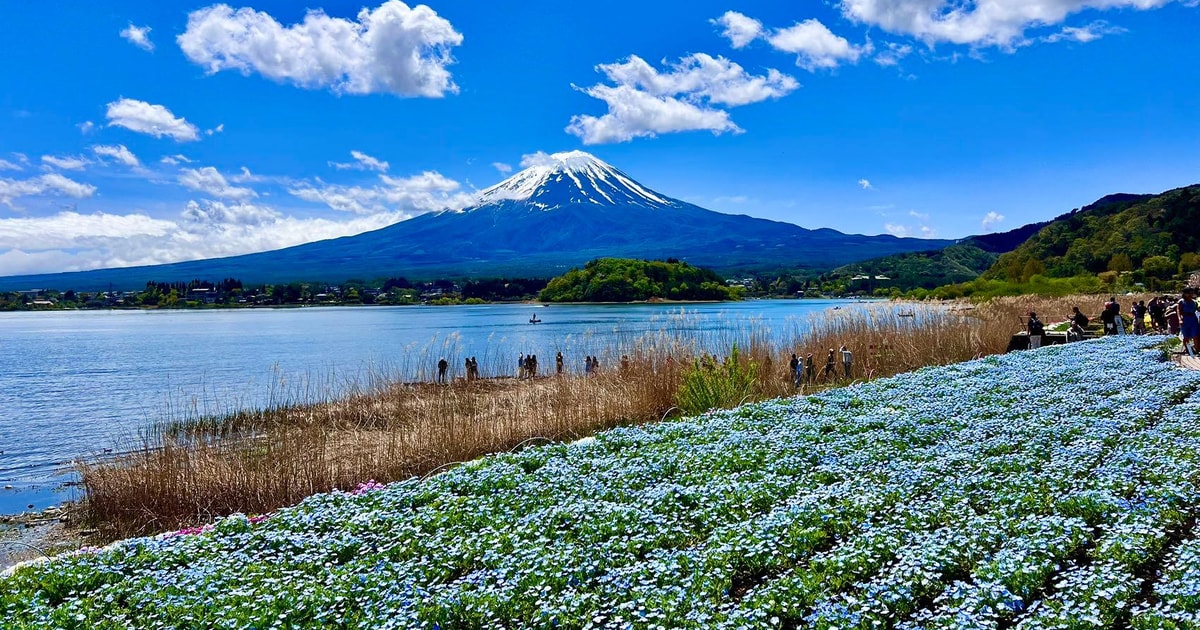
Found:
675,345 -> 759,416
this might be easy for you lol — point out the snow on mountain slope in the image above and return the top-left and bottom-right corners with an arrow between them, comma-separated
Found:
474,151 -> 678,210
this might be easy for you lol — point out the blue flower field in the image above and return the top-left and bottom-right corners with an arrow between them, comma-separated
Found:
5,336 -> 1200,629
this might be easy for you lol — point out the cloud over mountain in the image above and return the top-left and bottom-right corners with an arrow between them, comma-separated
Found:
567,53 -> 797,144
289,170 -> 471,215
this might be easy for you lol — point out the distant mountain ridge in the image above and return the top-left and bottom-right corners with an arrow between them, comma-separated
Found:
831,218 -> 1055,290
0,152 -> 951,291
832,186 -> 1200,293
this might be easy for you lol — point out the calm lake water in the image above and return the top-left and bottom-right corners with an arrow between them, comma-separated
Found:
0,299 -> 868,515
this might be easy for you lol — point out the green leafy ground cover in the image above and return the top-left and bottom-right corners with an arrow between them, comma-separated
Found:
4,337 -> 1200,629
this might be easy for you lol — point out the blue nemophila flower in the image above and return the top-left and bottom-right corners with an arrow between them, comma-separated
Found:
5,336 -> 1200,628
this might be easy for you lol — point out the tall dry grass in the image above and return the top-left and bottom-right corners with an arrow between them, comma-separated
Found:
79,295 -> 1092,541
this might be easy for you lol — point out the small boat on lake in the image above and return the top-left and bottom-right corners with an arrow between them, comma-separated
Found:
529,315 -> 542,324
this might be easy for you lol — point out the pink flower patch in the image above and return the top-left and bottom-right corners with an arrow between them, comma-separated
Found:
351,480 -> 386,495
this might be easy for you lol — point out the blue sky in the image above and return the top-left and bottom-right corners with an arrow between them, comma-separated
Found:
1,0 -> 1198,276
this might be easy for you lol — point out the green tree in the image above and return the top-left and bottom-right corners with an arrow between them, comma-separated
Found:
1180,252 -> 1200,275
1020,259 -> 1046,283
1107,253 -> 1133,273
1142,255 -> 1175,280
540,258 -> 739,303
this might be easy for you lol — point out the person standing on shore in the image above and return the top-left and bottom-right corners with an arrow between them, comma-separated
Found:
1179,288 -> 1198,357
1109,297 -> 1126,335
789,353 -> 800,388
840,345 -> 853,379
1132,300 -> 1148,335
805,353 -> 815,385
1101,299 -> 1116,335
823,349 -> 836,382
1150,297 -> 1167,332
556,351 -> 564,376
1168,300 -> 1181,335
437,357 -> 448,384
1026,312 -> 1045,349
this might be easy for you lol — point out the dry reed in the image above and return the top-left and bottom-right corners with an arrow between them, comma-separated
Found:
78,295 -> 1106,541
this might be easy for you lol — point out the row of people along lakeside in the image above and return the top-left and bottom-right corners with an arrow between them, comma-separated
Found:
1024,290 -> 1198,354
431,344 -> 868,386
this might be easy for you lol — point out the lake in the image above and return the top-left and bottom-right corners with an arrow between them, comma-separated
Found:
0,299 -> 867,515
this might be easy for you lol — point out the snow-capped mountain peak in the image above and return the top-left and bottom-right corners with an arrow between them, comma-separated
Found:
473,151 -> 678,211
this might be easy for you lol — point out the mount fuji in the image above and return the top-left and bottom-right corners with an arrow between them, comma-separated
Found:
0,152 -> 952,290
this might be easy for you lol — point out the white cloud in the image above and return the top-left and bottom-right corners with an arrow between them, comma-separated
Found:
768,19 -> 871,70
885,209 -> 937,238
120,23 -> 154,51
160,154 -> 192,165
0,211 -> 175,249
182,199 -> 280,227
92,144 -> 141,168
289,170 -> 472,215
329,150 -> 390,172
41,155 -> 91,171
0,159 -> 20,171
712,11 -> 764,48
205,123 -> 225,136
874,42 -> 914,67
519,151 -> 557,168
40,173 -> 99,200
567,53 -> 798,144
594,54 -> 799,107
78,121 -> 96,135
884,222 -> 937,238
858,178 -> 873,190
568,86 -> 740,145
178,1 -> 464,98
982,211 -> 1006,231
0,173 -> 97,208
0,202 -> 418,275
492,162 -> 513,174
1043,20 -> 1127,42
229,166 -> 264,183
839,0 -> 1178,49
106,98 -> 200,142
178,166 -> 258,201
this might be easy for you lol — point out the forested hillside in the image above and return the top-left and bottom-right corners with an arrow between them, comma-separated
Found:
985,187 -> 1198,283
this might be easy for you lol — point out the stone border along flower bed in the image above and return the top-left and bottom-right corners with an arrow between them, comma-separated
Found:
4,336 -> 1200,629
